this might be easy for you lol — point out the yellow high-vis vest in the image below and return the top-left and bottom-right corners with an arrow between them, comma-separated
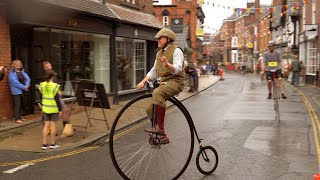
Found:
39,81 -> 60,114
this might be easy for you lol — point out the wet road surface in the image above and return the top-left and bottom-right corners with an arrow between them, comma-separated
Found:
0,72 -> 317,180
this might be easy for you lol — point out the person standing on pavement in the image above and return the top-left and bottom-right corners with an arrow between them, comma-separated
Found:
136,28 -> 185,144
8,60 -> 31,124
193,63 -> 199,91
0,66 -> 5,81
185,62 -> 195,92
39,70 -> 61,150
290,58 -> 301,86
42,61 -> 69,127
260,41 -> 287,99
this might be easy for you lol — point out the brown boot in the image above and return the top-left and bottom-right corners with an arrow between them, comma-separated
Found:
144,126 -> 166,136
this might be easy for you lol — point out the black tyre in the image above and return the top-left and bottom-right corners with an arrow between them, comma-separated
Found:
196,146 -> 218,175
273,80 -> 280,121
109,94 -> 194,180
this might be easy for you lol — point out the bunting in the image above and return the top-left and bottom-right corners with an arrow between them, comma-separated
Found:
201,0 -> 306,13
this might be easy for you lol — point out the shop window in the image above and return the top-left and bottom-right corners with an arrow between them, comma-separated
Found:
306,41 -> 317,75
33,28 -> 111,97
116,37 -> 146,92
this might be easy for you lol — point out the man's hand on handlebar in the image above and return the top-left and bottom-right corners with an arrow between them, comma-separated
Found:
136,81 -> 145,90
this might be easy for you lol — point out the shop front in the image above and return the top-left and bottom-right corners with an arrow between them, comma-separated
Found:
6,0 -> 160,116
299,25 -> 319,85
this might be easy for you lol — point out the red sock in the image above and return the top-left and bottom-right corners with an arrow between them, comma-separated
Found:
156,106 -> 166,130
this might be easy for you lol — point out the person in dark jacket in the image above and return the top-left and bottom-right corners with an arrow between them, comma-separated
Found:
290,59 -> 301,86
0,66 -> 5,81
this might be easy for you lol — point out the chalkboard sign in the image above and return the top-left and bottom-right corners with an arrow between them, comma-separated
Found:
74,79 -> 110,109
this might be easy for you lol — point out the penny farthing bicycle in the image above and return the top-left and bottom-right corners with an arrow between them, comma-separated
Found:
109,78 -> 218,180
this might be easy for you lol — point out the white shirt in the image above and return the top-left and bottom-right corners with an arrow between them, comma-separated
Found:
146,44 -> 184,80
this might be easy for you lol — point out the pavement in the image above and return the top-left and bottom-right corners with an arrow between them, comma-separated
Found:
0,75 -> 221,152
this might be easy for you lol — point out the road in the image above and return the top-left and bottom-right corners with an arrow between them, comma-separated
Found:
0,73 -> 317,180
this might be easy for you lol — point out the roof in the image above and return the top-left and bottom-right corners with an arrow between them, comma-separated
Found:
38,0 -> 162,29
39,0 -> 118,19
225,12 -> 237,20
174,26 -> 189,49
108,4 -> 163,29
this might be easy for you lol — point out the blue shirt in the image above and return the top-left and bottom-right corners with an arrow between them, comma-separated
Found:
8,69 -> 31,95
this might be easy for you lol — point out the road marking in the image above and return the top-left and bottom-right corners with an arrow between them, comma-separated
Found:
3,163 -> 35,173
0,146 -> 98,167
292,87 -> 320,173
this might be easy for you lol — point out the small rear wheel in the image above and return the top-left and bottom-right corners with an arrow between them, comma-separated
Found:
196,146 -> 218,175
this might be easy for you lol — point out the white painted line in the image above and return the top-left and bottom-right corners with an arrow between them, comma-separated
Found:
3,163 -> 35,174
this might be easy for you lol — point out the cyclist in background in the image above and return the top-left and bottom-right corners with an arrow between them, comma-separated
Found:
260,41 -> 287,100
136,28 -> 185,144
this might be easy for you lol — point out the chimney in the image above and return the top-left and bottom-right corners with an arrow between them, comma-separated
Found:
254,0 -> 260,20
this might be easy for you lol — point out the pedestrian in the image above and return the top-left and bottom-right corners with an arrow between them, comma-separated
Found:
39,70 -> 61,150
8,60 -> 31,124
260,41 -> 287,99
193,63 -> 199,91
205,61 -> 212,75
185,62 -> 195,92
136,28 -> 185,144
42,60 -> 69,127
241,61 -> 246,74
290,58 -> 301,86
299,61 -> 305,86
0,66 -> 5,81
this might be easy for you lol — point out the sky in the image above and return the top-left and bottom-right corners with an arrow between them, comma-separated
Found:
202,0 -> 272,33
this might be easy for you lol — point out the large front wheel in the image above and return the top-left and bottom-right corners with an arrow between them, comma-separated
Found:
109,94 -> 194,180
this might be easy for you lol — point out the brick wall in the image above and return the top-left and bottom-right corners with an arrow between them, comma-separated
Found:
153,0 -> 198,61
0,3 -> 13,121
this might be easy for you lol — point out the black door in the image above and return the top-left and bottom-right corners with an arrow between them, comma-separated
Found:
10,26 -> 34,115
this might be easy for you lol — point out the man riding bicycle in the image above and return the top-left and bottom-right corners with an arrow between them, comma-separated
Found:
260,40 -> 287,100
136,28 -> 185,144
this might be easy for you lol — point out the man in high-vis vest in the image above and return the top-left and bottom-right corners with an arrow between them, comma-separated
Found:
136,28 -> 185,144
261,40 -> 287,100
39,70 -> 61,150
